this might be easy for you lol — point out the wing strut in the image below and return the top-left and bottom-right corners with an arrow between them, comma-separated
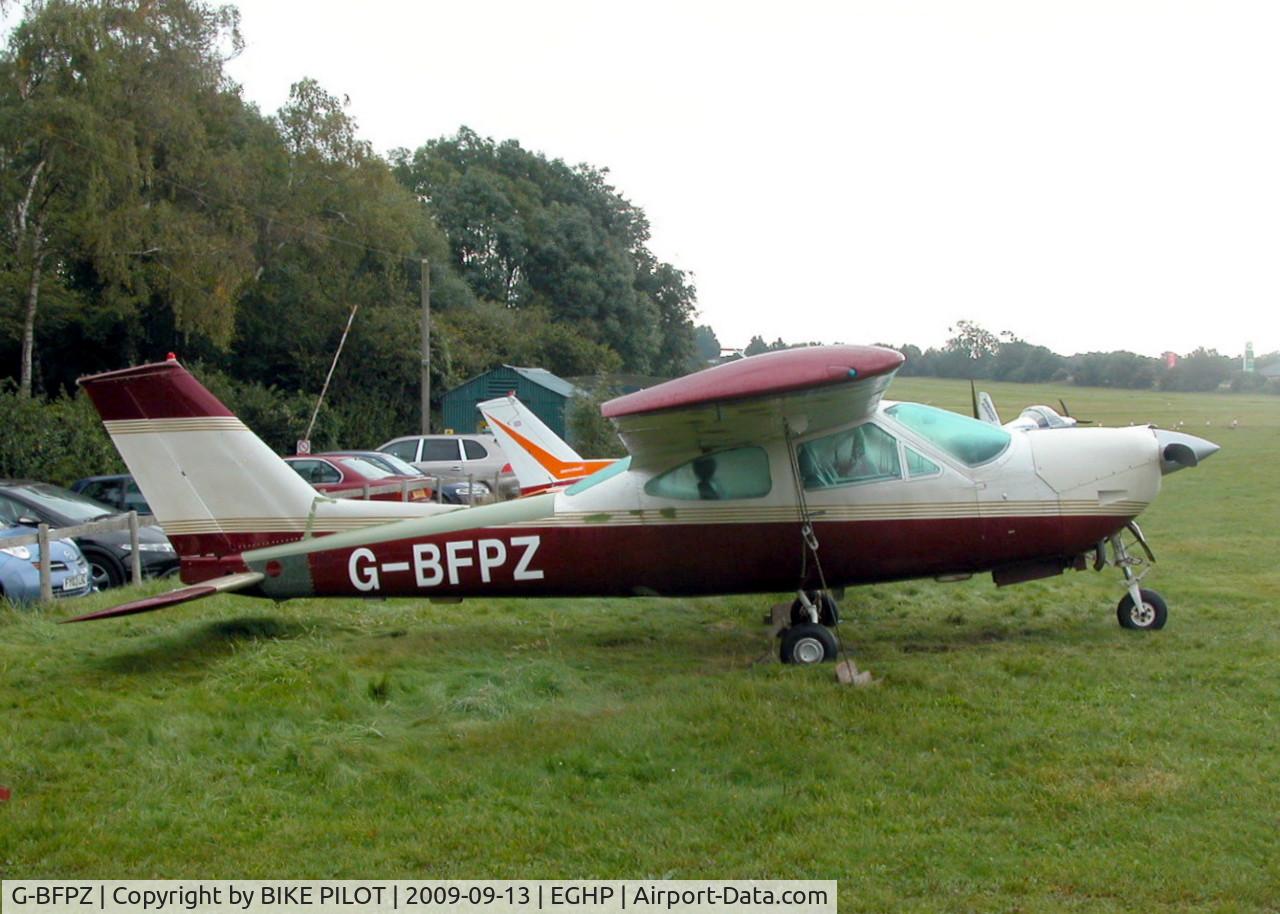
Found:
782,418 -> 833,604
777,422 -> 870,682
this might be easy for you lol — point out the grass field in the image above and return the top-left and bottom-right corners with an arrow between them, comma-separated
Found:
2,379 -> 1278,912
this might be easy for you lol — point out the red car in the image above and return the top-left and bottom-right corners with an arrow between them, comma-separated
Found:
282,454 -> 434,502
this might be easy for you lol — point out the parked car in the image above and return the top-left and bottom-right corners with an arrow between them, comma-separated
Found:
376,434 -> 517,498
0,523 -> 92,603
70,474 -> 152,515
318,451 -> 487,505
282,454 -> 434,502
0,481 -> 178,590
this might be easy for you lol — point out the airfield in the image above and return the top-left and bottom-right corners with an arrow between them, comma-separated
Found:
2,378 -> 1276,912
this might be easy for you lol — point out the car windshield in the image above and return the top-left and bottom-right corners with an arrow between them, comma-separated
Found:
7,483 -> 116,522
356,453 -> 425,477
335,457 -> 397,479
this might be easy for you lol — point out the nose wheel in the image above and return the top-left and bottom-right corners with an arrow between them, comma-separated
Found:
1117,588 -> 1167,630
1102,523 -> 1170,631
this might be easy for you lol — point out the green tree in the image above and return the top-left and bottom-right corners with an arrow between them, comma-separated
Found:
390,128 -> 695,375
1070,351 -> 1160,389
1,0 -> 254,395
1160,348 -> 1233,392
692,323 -> 720,366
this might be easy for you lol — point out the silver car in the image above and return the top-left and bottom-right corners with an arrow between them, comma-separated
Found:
376,434 -> 518,498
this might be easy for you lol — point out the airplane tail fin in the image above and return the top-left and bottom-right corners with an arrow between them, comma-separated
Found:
78,358 -> 324,560
478,395 -> 613,494
976,391 -> 1001,425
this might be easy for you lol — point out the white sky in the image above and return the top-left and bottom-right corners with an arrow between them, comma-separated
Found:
23,1 -> 1280,357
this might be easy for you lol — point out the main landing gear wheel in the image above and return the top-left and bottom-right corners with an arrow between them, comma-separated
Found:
1117,588 -> 1168,631
779,622 -> 838,664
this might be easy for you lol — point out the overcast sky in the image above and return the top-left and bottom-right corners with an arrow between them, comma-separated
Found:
37,1 -> 1280,357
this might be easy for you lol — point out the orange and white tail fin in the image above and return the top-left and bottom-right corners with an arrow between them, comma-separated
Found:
478,395 -> 614,495
79,357 -> 449,564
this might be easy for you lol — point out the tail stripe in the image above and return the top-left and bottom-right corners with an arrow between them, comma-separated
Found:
104,417 -> 247,435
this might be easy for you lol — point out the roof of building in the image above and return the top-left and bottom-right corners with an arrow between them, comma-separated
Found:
503,365 -> 580,398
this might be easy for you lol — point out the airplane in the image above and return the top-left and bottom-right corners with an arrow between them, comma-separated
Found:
68,346 -> 1220,665
478,394 -> 615,495
971,383 -> 1089,431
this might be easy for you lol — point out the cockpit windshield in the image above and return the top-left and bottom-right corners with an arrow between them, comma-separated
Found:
885,403 -> 1011,467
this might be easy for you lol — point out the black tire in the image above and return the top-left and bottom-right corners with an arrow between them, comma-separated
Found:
790,591 -> 840,627
1117,589 -> 1167,630
83,547 -> 124,591
780,623 -> 839,664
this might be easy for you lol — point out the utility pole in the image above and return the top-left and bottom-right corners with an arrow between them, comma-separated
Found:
420,257 -> 430,434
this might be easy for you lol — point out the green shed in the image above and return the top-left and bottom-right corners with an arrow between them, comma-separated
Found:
442,365 -> 581,439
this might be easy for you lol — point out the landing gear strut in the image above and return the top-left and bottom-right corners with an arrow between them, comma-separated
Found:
1101,522 -> 1168,631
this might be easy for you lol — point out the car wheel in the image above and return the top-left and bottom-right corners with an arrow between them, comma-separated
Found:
83,548 -> 124,590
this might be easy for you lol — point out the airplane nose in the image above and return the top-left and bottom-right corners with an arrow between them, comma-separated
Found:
1154,429 -> 1221,475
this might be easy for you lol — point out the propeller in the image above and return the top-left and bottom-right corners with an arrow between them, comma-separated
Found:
1058,398 -> 1094,425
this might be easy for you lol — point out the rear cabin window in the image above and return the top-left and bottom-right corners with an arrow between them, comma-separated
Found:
798,423 -> 902,489
290,460 -> 341,485
420,439 -> 461,462
462,439 -> 488,460
382,440 -> 419,462
79,480 -> 119,507
886,403 -> 1011,466
644,447 -> 771,501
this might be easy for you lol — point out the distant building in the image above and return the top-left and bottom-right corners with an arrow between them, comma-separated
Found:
1244,341 -> 1255,373
442,365 -> 581,439
1162,351 -> 1179,368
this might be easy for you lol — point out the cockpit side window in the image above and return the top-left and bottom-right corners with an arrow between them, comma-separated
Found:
798,423 -> 902,490
905,447 -> 941,478
644,447 -> 771,501
886,403 -> 1011,467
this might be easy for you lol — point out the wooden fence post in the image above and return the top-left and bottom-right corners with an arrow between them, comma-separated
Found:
128,511 -> 142,585
38,523 -> 52,602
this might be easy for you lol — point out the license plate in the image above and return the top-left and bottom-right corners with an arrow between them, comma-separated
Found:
61,572 -> 88,592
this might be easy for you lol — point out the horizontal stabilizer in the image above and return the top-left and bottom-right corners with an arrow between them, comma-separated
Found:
61,572 -> 265,623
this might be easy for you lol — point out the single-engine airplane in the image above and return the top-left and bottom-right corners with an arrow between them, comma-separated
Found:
70,346 -> 1219,664
478,394 -> 615,495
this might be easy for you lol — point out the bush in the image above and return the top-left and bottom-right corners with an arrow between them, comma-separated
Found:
567,391 -> 627,458
193,366 -> 344,455
0,385 -> 124,486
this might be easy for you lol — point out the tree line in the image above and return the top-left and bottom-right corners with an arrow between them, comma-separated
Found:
703,321 -> 1277,394
1,0 -> 697,456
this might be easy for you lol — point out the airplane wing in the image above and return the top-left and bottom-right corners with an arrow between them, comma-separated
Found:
602,345 -> 905,470
61,571 -> 265,623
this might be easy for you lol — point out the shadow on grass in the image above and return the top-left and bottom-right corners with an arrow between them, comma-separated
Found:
886,618 -> 1100,654
95,616 -> 309,674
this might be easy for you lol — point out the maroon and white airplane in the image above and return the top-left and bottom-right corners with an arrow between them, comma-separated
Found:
70,346 -> 1218,664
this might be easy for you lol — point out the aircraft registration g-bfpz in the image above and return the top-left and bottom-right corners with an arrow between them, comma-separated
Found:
72,346 -> 1219,664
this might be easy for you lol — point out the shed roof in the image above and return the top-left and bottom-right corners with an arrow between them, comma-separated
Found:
504,365 -> 580,398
